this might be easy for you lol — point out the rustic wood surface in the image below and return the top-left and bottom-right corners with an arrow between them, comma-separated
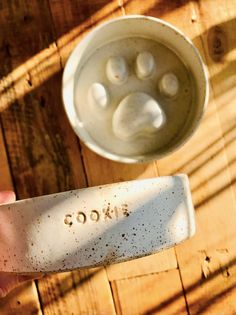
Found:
0,0 -> 236,314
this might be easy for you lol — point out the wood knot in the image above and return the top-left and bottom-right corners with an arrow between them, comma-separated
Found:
23,15 -> 33,24
207,26 -> 228,62
40,96 -> 46,108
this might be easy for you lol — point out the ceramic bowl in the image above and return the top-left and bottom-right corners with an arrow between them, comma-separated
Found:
62,15 -> 209,163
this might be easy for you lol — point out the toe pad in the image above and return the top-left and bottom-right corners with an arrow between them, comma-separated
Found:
113,92 -> 166,141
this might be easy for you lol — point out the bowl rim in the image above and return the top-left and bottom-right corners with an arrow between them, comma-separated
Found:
62,15 -> 209,164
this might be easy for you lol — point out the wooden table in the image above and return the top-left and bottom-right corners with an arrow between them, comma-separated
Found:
0,0 -> 236,314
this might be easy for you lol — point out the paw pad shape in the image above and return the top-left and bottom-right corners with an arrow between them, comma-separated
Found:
113,92 -> 165,141
87,52 -> 179,141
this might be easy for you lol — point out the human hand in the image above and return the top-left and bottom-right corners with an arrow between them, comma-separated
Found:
0,191 -> 42,298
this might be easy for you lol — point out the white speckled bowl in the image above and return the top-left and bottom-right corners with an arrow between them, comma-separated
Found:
62,15 -> 209,163
0,175 -> 195,273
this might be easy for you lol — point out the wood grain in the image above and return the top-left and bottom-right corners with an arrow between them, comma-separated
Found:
48,0 -> 177,282
48,0 -> 124,67
102,1 -> 194,312
0,0 -> 87,198
1,0 -> 236,313
48,0 -> 183,312
153,0 -> 236,314
0,0 -> 89,314
119,1 -> 236,314
0,127 -> 12,191
197,0 -> 236,203
35,1 -> 123,314
182,1 -> 236,313
39,269 -> 116,315
0,282 -> 42,315
111,269 -> 187,315
106,248 -> 176,281
0,6 -> 42,303
0,0 -> 60,112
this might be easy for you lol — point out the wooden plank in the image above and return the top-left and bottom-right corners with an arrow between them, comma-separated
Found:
123,0 -> 198,29
39,268 -> 116,314
82,145 -> 159,185
5,1 -> 236,314
106,248 -> 176,281
196,0 -> 236,202
48,0 -> 179,305
111,269 -> 187,315
48,0 -> 125,67
151,0 -> 236,314
95,1 -> 191,311
182,1 -> 236,313
35,1 -> 122,314
0,126 -> 12,191
0,1 -> 93,314
124,1 -> 236,314
49,0 -> 177,281
0,0 -> 87,197
44,2 -> 236,314
1,73 -> 87,197
0,1 -> 43,304
0,282 -> 42,315
0,0 -> 61,113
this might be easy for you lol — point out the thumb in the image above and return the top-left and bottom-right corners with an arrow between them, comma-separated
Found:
0,191 -> 16,204
0,273 -> 43,298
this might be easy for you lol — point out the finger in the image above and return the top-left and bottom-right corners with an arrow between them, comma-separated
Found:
0,273 -> 21,298
0,191 -> 16,205
18,274 -> 43,282
0,273 -> 43,298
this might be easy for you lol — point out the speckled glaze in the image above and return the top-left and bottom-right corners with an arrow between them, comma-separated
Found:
0,175 -> 195,274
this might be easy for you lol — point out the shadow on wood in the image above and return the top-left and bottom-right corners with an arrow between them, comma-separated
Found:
144,255 -> 236,314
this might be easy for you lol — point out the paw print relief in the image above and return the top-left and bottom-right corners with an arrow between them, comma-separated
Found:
159,73 -> 179,98
113,92 -> 166,141
75,37 -> 193,157
109,51 -> 167,140
135,51 -> 155,79
87,51 -> 176,141
106,56 -> 128,85
88,83 -> 109,109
